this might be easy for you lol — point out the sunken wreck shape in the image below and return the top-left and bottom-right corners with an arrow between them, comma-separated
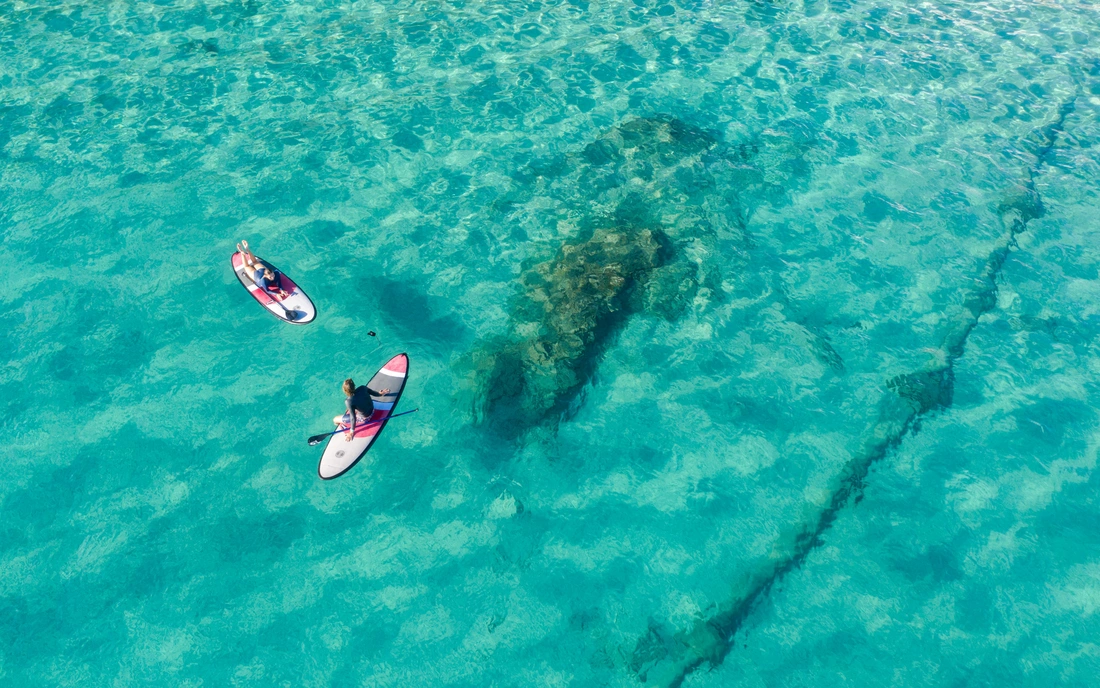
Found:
468,226 -> 676,435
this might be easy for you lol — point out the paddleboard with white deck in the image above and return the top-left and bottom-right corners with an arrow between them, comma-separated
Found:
318,353 -> 409,480
231,252 -> 317,325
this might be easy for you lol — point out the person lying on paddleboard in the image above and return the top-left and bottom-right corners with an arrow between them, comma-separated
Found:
334,378 -> 390,441
237,240 -> 289,298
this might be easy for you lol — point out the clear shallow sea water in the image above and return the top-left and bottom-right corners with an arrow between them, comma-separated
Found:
3,0 -> 1100,685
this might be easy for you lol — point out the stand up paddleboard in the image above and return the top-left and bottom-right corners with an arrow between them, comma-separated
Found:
318,353 -> 409,480
231,252 -> 316,325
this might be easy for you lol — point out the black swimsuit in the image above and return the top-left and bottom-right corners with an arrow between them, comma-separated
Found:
344,385 -> 380,422
254,267 -> 280,292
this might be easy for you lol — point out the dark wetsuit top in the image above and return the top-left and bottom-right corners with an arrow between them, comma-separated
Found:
253,264 -> 280,292
345,385 -> 381,423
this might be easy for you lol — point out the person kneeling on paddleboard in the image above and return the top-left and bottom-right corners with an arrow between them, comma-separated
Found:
334,378 -> 390,441
237,240 -> 289,298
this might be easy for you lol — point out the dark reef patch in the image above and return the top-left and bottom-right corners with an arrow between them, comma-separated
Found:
459,113 -> 826,439
462,226 -> 672,437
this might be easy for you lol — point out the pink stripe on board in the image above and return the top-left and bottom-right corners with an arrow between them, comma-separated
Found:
337,410 -> 388,439
382,354 -> 408,375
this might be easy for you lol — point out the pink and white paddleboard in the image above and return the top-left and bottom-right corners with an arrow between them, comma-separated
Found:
231,251 -> 316,325
319,353 -> 409,480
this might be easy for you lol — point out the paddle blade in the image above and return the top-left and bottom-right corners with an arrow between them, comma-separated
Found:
307,433 -> 330,446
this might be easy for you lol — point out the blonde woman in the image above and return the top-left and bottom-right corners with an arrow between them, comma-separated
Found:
334,378 -> 390,441
236,240 -> 288,298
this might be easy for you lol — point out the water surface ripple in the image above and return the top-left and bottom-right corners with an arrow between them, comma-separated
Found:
2,1 -> 1100,686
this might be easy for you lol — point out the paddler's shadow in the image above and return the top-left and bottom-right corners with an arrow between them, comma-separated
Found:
354,275 -> 468,353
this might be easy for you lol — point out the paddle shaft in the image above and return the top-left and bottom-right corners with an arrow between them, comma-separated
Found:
259,281 -> 291,315
308,407 -> 419,445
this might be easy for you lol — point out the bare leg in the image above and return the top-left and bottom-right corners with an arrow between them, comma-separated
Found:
242,254 -> 262,276
237,241 -> 259,267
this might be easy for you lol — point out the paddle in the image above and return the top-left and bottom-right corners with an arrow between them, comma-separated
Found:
262,275 -> 301,321
307,407 -> 420,446
269,293 -> 301,321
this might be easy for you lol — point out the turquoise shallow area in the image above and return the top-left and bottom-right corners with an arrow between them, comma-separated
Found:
3,0 -> 1100,685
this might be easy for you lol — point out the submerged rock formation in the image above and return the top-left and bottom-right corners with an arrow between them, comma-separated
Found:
464,226 -> 674,437
456,113 -> 825,438
460,114 -> 786,437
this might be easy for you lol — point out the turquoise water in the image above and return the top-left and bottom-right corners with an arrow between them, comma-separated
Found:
3,0 -> 1100,685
